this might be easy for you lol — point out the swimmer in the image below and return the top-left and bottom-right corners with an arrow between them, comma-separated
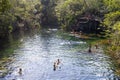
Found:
57,59 -> 60,65
53,62 -> 57,71
95,44 -> 99,49
53,59 -> 62,71
18,68 -> 22,75
88,45 -> 92,53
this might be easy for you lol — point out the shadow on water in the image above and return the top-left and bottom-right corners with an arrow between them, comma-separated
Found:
0,29 -> 39,58
0,29 -> 40,77
0,28 -> 120,80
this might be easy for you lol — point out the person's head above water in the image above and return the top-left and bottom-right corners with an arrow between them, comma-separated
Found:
18,68 -> 22,75
57,59 -> 60,65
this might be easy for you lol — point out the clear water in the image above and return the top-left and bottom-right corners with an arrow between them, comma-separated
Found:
0,29 -> 119,80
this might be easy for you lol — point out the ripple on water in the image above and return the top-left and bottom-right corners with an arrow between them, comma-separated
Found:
0,30 -> 118,80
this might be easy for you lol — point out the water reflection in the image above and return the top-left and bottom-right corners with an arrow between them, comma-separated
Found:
0,29 -> 120,80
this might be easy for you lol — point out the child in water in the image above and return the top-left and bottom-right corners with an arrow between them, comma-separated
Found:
18,68 -> 22,75
57,59 -> 60,65
53,62 -> 57,71
53,59 -> 61,71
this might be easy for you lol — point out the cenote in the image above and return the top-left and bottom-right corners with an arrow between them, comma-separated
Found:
0,29 -> 120,80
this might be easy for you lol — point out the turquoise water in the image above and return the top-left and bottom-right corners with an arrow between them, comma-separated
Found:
0,29 -> 119,80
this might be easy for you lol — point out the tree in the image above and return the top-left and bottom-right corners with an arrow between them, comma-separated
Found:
103,0 -> 120,12
0,0 -> 11,13
39,0 -> 58,26
0,0 -> 41,36
103,2 -> 120,60
55,0 -> 84,30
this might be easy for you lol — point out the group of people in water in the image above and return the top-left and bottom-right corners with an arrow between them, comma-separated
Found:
12,44 -> 97,80
53,59 -> 61,71
17,44 -> 97,75
15,44 -> 97,79
17,59 -> 61,77
16,44 -> 97,76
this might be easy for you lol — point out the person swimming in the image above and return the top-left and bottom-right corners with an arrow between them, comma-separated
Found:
53,62 -> 57,71
88,45 -> 92,53
18,68 -> 22,75
95,44 -> 99,49
57,59 -> 60,65
53,59 -> 61,71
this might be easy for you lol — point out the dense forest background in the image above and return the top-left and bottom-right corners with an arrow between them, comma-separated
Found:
0,0 -> 120,65
0,0 -> 120,33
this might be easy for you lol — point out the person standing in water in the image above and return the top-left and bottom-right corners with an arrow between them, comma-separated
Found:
57,59 -> 60,65
53,62 -> 57,71
88,44 -> 92,53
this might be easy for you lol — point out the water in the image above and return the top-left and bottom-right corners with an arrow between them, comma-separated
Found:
0,29 -> 119,80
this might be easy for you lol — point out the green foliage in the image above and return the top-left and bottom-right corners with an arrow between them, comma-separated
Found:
8,25 -> 13,33
0,0 -> 41,36
39,0 -> 58,26
0,13 -> 16,34
55,0 -> 84,30
103,0 -> 120,12
104,11 -> 120,36
103,11 -> 120,63
0,0 -> 11,13
55,0 -> 106,30
104,11 -> 120,28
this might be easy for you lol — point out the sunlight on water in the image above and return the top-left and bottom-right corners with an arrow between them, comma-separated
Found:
0,29 -> 119,80
60,41 -> 86,45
